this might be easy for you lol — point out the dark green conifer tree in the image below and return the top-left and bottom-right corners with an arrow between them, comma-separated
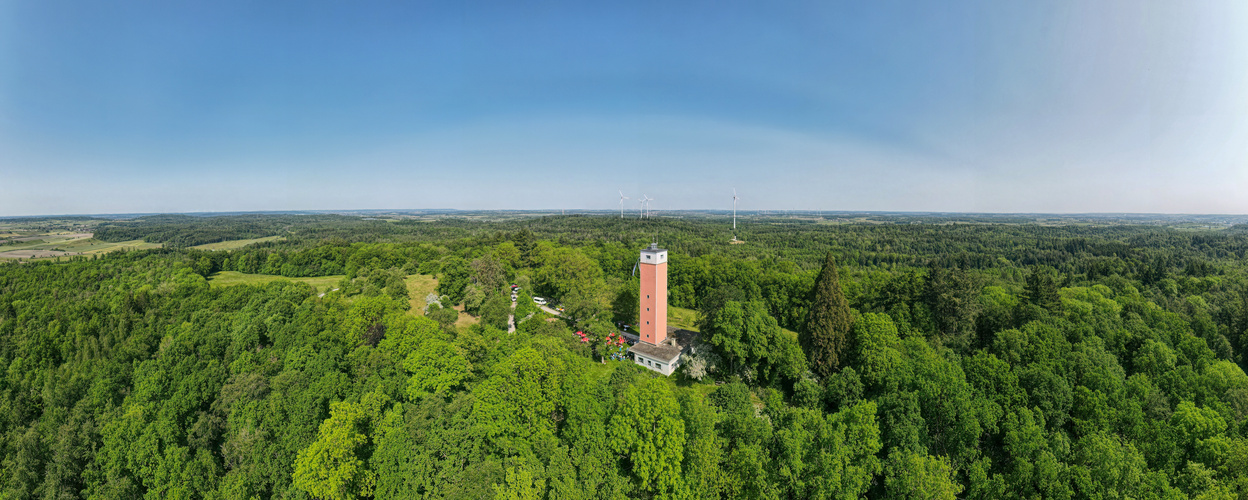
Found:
1021,266 -> 1062,312
801,253 -> 853,378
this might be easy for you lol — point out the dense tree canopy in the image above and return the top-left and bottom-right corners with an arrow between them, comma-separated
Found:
4,213 -> 1248,498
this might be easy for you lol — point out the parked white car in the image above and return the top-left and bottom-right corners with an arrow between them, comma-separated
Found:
533,297 -> 547,305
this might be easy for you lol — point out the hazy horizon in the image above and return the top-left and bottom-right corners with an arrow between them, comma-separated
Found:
3,1 -> 1246,216
6,208 -> 1248,221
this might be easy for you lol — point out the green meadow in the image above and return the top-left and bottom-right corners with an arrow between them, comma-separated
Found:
206,271 -> 344,292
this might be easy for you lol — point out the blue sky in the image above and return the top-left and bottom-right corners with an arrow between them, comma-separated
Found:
2,0 -> 1246,215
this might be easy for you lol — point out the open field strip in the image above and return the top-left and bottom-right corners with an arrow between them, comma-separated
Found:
69,238 -> 161,254
207,271 -> 344,293
189,235 -> 284,250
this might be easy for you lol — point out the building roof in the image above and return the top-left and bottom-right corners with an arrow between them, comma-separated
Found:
629,341 -> 683,363
641,243 -> 667,254
629,327 -> 697,363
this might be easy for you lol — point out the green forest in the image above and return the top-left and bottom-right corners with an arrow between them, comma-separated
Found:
4,214 -> 1248,499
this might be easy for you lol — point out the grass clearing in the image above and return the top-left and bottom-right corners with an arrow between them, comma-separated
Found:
208,271 -> 344,293
401,273 -> 477,326
190,236 -> 284,251
404,274 -> 439,316
453,304 -> 480,328
668,305 -> 700,331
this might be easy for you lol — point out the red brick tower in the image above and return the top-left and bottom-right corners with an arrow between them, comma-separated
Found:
638,243 -> 668,345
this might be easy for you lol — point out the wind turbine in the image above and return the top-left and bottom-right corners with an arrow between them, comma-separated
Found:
732,188 -> 740,231
638,193 -> 658,216
618,190 -> 629,219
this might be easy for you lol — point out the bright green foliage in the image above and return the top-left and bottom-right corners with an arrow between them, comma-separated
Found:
801,253 -> 854,377
426,302 -> 459,328
436,256 -> 473,304
679,391 -> 724,499
814,400 -> 884,497
404,339 -> 470,399
9,215 -> 1248,499
610,378 -> 688,499
472,347 -> 565,455
885,451 -> 963,500
341,294 -> 399,346
1001,407 -> 1073,499
854,312 -> 903,390
532,245 -> 605,304
1171,401 -> 1228,459
492,464 -> 546,500
514,287 -> 539,320
708,299 -> 807,382
370,405 -> 422,499
559,366 -> 631,499
480,292 -> 511,330
1068,432 -> 1171,499
293,401 -> 375,500
378,314 -> 444,359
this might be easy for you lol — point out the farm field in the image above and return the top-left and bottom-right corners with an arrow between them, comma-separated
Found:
189,235 -> 284,250
206,271 -> 344,293
0,234 -> 160,259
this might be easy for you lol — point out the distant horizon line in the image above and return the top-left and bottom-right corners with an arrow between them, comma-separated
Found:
4,209 -> 1248,220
